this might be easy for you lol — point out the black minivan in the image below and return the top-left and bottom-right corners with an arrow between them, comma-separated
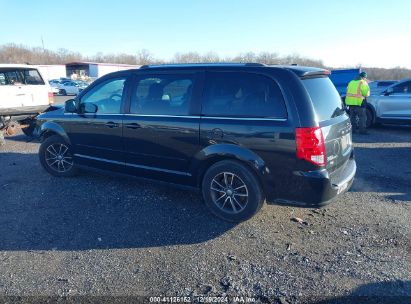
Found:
36,63 -> 356,222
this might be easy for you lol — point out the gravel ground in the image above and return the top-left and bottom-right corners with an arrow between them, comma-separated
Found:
0,124 -> 410,304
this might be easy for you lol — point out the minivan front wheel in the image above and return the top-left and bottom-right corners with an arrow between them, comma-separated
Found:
39,135 -> 78,177
202,160 -> 264,222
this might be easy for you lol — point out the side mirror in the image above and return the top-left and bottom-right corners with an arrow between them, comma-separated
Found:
384,87 -> 394,96
80,103 -> 98,114
64,99 -> 77,113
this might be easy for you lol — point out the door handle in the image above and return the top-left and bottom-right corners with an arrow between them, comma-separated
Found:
125,122 -> 141,129
105,121 -> 119,128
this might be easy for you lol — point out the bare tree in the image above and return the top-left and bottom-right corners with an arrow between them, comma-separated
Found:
1,43 -> 410,79
172,52 -> 202,63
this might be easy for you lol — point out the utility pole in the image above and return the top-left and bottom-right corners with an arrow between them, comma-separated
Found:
41,36 -> 48,64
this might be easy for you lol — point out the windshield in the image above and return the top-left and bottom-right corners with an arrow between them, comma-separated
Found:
303,77 -> 345,122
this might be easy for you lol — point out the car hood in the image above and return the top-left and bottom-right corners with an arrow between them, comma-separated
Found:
37,105 -> 65,119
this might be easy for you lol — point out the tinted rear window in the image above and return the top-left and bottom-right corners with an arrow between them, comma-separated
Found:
303,77 -> 345,122
202,72 -> 287,118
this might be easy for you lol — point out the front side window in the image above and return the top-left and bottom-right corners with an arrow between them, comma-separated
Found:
80,78 -> 126,114
131,74 -> 194,115
202,72 -> 287,118
0,69 -> 23,85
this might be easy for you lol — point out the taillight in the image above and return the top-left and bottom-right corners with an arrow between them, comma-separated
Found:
48,92 -> 54,104
296,127 -> 326,166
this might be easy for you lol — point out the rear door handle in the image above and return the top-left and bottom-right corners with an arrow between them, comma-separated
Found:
125,123 -> 141,129
105,121 -> 119,128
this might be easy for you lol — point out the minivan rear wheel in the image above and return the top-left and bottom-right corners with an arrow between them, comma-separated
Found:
39,135 -> 78,177
202,160 -> 264,222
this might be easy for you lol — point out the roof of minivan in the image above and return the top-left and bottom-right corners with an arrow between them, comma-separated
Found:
139,63 -> 330,77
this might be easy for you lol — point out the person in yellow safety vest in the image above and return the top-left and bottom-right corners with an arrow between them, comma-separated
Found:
345,71 -> 370,134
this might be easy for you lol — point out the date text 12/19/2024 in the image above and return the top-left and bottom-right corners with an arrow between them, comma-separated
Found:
149,296 -> 257,303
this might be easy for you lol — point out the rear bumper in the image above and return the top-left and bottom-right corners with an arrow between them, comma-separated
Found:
268,157 -> 356,208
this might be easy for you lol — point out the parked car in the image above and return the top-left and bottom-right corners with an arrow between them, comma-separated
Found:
368,80 -> 397,95
48,80 -> 60,94
0,64 -> 53,139
75,80 -> 90,90
58,81 -> 81,95
49,79 -> 61,86
366,78 -> 411,127
35,63 -> 356,222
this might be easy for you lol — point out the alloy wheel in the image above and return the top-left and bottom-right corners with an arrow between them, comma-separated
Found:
45,143 -> 74,173
210,172 -> 249,214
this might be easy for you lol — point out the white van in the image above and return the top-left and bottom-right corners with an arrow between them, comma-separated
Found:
0,64 -> 53,139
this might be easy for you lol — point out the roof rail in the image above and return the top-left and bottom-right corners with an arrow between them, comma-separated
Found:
139,62 -> 266,69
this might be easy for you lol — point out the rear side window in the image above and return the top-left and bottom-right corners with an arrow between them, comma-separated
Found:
303,77 -> 345,122
21,69 -> 45,85
202,72 -> 287,118
131,74 -> 194,116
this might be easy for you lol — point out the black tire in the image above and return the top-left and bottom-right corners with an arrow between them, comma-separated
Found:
60,89 -> 67,96
202,160 -> 265,222
366,107 -> 374,128
39,135 -> 78,177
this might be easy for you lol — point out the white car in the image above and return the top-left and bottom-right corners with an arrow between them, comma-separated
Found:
49,79 -> 61,94
0,64 -> 53,140
58,81 -> 81,95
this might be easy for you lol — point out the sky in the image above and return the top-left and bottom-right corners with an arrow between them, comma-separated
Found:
1,0 -> 411,68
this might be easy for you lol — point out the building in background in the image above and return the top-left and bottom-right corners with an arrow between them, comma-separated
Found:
65,62 -> 140,80
36,65 -> 67,81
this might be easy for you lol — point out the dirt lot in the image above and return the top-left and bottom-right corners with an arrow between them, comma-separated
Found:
0,124 -> 410,303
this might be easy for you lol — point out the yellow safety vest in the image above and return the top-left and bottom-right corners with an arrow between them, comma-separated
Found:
345,79 -> 370,106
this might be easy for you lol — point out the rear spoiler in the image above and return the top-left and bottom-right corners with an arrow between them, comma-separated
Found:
300,69 -> 331,78
281,66 -> 331,79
